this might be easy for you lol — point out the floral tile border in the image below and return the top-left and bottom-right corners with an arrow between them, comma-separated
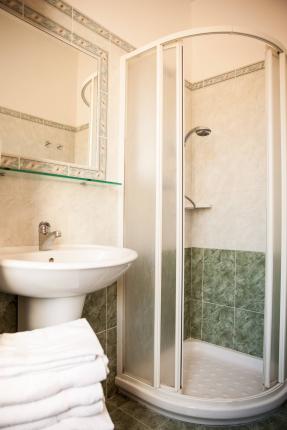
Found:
185,60 -> 265,91
0,154 -> 19,169
0,152 -> 105,180
0,106 -> 88,132
0,0 -> 109,177
44,0 -> 135,53
20,157 -> 69,175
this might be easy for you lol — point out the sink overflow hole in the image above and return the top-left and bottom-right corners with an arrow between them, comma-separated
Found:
49,257 -> 54,263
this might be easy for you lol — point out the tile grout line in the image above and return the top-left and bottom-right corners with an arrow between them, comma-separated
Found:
201,300 -> 264,315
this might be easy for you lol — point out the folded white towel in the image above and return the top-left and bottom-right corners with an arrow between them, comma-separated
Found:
44,408 -> 114,430
0,319 -> 105,377
3,402 -> 105,430
0,360 -> 108,407
0,384 -> 103,428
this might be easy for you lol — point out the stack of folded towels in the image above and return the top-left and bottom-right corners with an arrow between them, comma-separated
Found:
0,318 -> 114,430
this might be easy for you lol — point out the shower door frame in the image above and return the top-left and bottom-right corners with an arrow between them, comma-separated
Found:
117,26 -> 287,421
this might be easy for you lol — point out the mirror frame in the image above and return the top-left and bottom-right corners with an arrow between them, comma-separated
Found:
0,0 -> 119,181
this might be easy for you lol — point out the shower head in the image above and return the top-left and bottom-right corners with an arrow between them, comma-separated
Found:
184,126 -> 211,144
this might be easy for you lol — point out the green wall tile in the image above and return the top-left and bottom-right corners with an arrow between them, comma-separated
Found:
191,247 -> 203,300
234,309 -> 264,357
184,299 -> 191,340
82,288 -> 107,333
107,282 -> 117,329
190,299 -> 202,339
184,248 -> 192,302
236,251 -> 265,313
202,302 -> 234,348
0,293 -> 17,334
107,327 -> 117,398
203,249 -> 235,307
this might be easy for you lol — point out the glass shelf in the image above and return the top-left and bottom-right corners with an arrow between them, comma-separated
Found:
0,167 -> 122,186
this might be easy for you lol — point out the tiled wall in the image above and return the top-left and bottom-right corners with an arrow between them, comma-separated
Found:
0,284 -> 118,399
184,247 -> 265,358
82,283 -> 117,399
185,67 -> 266,252
0,110 -> 82,164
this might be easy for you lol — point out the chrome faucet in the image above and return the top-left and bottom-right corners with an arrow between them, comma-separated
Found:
38,221 -> 62,251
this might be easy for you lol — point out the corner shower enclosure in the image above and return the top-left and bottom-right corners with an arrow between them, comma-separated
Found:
117,27 -> 287,425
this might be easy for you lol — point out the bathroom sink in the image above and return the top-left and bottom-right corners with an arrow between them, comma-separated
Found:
0,245 -> 137,330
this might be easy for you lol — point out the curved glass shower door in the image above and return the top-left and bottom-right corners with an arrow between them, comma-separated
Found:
123,42 -> 183,390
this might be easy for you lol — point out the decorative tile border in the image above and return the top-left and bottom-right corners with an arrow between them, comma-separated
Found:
0,106 -> 89,132
0,0 -> 108,177
0,154 -> 19,169
44,0 -> 135,53
185,60 -> 265,91
20,157 -> 69,175
0,152 -> 105,180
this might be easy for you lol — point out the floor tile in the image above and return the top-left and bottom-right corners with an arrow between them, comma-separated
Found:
120,399 -> 169,428
106,393 -> 129,413
111,408 -> 149,429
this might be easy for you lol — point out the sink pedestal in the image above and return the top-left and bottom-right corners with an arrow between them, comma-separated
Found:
18,295 -> 86,331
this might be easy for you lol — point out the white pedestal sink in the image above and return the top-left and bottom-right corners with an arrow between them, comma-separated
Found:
0,245 -> 137,331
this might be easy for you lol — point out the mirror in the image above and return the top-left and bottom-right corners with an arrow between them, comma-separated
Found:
0,9 -> 102,171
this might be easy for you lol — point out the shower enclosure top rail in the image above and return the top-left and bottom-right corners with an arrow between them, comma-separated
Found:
121,26 -> 286,61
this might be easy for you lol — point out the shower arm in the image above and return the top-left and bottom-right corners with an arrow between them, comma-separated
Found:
184,195 -> 196,209
81,72 -> 98,107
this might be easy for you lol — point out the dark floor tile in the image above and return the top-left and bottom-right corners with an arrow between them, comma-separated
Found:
159,419 -> 205,429
111,408 -> 148,429
106,393 -> 129,413
120,399 -> 168,428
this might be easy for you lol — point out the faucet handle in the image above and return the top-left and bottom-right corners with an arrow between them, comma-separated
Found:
39,221 -> 51,235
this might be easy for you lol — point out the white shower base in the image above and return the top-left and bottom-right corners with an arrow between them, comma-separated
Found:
182,339 -> 264,399
116,338 -> 287,425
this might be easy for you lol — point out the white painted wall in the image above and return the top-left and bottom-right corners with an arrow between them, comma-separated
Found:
190,0 -> 287,48
68,0 -> 192,47
186,0 -> 287,80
